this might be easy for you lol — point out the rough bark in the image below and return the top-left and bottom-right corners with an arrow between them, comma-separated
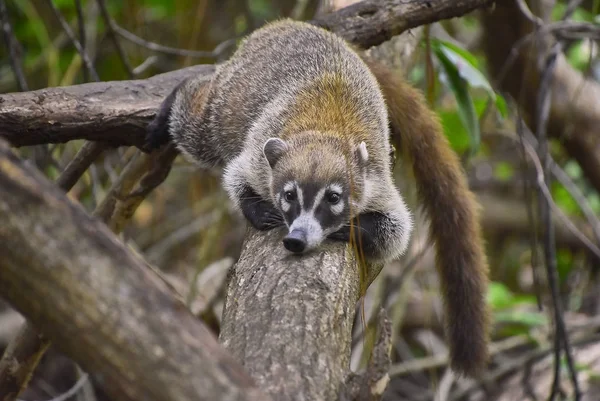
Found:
220,228 -> 364,401
313,0 -> 495,48
0,139 -> 269,401
0,65 -> 214,150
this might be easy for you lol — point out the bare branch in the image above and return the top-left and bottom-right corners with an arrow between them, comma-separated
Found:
312,0 -> 495,48
0,138 -> 270,401
0,65 -> 215,150
45,0 -> 99,81
95,0 -> 134,78
0,0 -> 28,91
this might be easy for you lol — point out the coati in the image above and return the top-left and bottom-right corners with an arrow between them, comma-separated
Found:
145,19 -> 489,377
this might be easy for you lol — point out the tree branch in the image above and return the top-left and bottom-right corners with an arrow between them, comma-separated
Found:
0,65 -> 215,150
0,139 -> 269,401
312,0 -> 495,48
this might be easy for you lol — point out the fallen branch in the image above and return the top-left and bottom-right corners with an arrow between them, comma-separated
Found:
0,139 -> 268,401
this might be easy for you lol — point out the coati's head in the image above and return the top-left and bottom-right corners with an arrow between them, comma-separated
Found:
262,133 -> 369,254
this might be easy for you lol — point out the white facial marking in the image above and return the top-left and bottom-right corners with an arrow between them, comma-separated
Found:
328,183 -> 343,194
289,213 -> 324,249
297,186 -> 304,209
283,181 -> 295,193
331,200 -> 345,216
311,187 -> 326,212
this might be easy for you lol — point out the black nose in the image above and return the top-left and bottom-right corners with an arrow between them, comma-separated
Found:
283,229 -> 307,253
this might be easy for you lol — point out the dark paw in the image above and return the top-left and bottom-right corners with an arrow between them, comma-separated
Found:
328,226 -> 350,242
328,212 -> 382,255
245,201 -> 284,231
239,186 -> 284,231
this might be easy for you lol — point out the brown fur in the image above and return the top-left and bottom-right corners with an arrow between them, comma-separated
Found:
364,59 -> 490,377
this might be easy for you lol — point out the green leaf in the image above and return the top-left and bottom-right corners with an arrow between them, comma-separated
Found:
564,160 -> 583,180
494,94 -> 508,118
438,108 -> 471,153
494,161 -> 515,181
432,39 -> 508,119
487,282 -> 514,310
433,44 -> 480,154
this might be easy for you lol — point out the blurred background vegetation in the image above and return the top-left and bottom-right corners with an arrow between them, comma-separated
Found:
1,0 -> 600,400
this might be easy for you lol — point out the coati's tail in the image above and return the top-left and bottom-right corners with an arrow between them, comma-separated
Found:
365,59 -> 490,377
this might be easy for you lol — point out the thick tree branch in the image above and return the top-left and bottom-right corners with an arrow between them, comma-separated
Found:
220,228 -> 368,401
0,139 -> 269,401
0,65 -> 214,150
312,0 -> 495,48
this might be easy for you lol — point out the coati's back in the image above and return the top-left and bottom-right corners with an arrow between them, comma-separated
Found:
152,18 -> 490,378
170,20 -> 390,168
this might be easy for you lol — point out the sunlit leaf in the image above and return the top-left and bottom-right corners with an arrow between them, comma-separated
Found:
433,39 -> 508,118
434,44 -> 480,153
438,108 -> 471,153
494,161 -> 514,181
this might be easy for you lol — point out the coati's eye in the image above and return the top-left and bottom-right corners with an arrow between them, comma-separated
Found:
327,192 -> 341,205
284,191 -> 296,202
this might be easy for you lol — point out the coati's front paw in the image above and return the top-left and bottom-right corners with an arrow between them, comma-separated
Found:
328,212 -> 380,255
244,200 -> 284,231
239,185 -> 284,231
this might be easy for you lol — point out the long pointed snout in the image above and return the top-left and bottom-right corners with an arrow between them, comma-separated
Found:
283,229 -> 307,253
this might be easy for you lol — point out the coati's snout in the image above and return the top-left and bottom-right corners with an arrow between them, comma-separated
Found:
283,229 -> 307,253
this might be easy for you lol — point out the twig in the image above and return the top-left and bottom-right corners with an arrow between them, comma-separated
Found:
493,129 -> 600,259
524,130 -> 600,248
561,0 -> 586,21
111,23 -> 237,58
390,334 -> 533,377
56,142 -> 107,191
45,0 -> 100,81
0,0 -> 28,91
515,0 -> 544,26
497,20 -> 600,85
73,0 -> 88,82
0,323 -> 51,400
534,42 -> 581,401
95,0 -> 134,78
516,114 -> 544,311
449,333 -> 600,401
132,56 -> 158,76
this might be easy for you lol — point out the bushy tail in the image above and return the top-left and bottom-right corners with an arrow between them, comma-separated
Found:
365,59 -> 490,377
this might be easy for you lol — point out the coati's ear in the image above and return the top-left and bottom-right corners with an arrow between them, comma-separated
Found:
354,141 -> 369,167
263,138 -> 289,168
